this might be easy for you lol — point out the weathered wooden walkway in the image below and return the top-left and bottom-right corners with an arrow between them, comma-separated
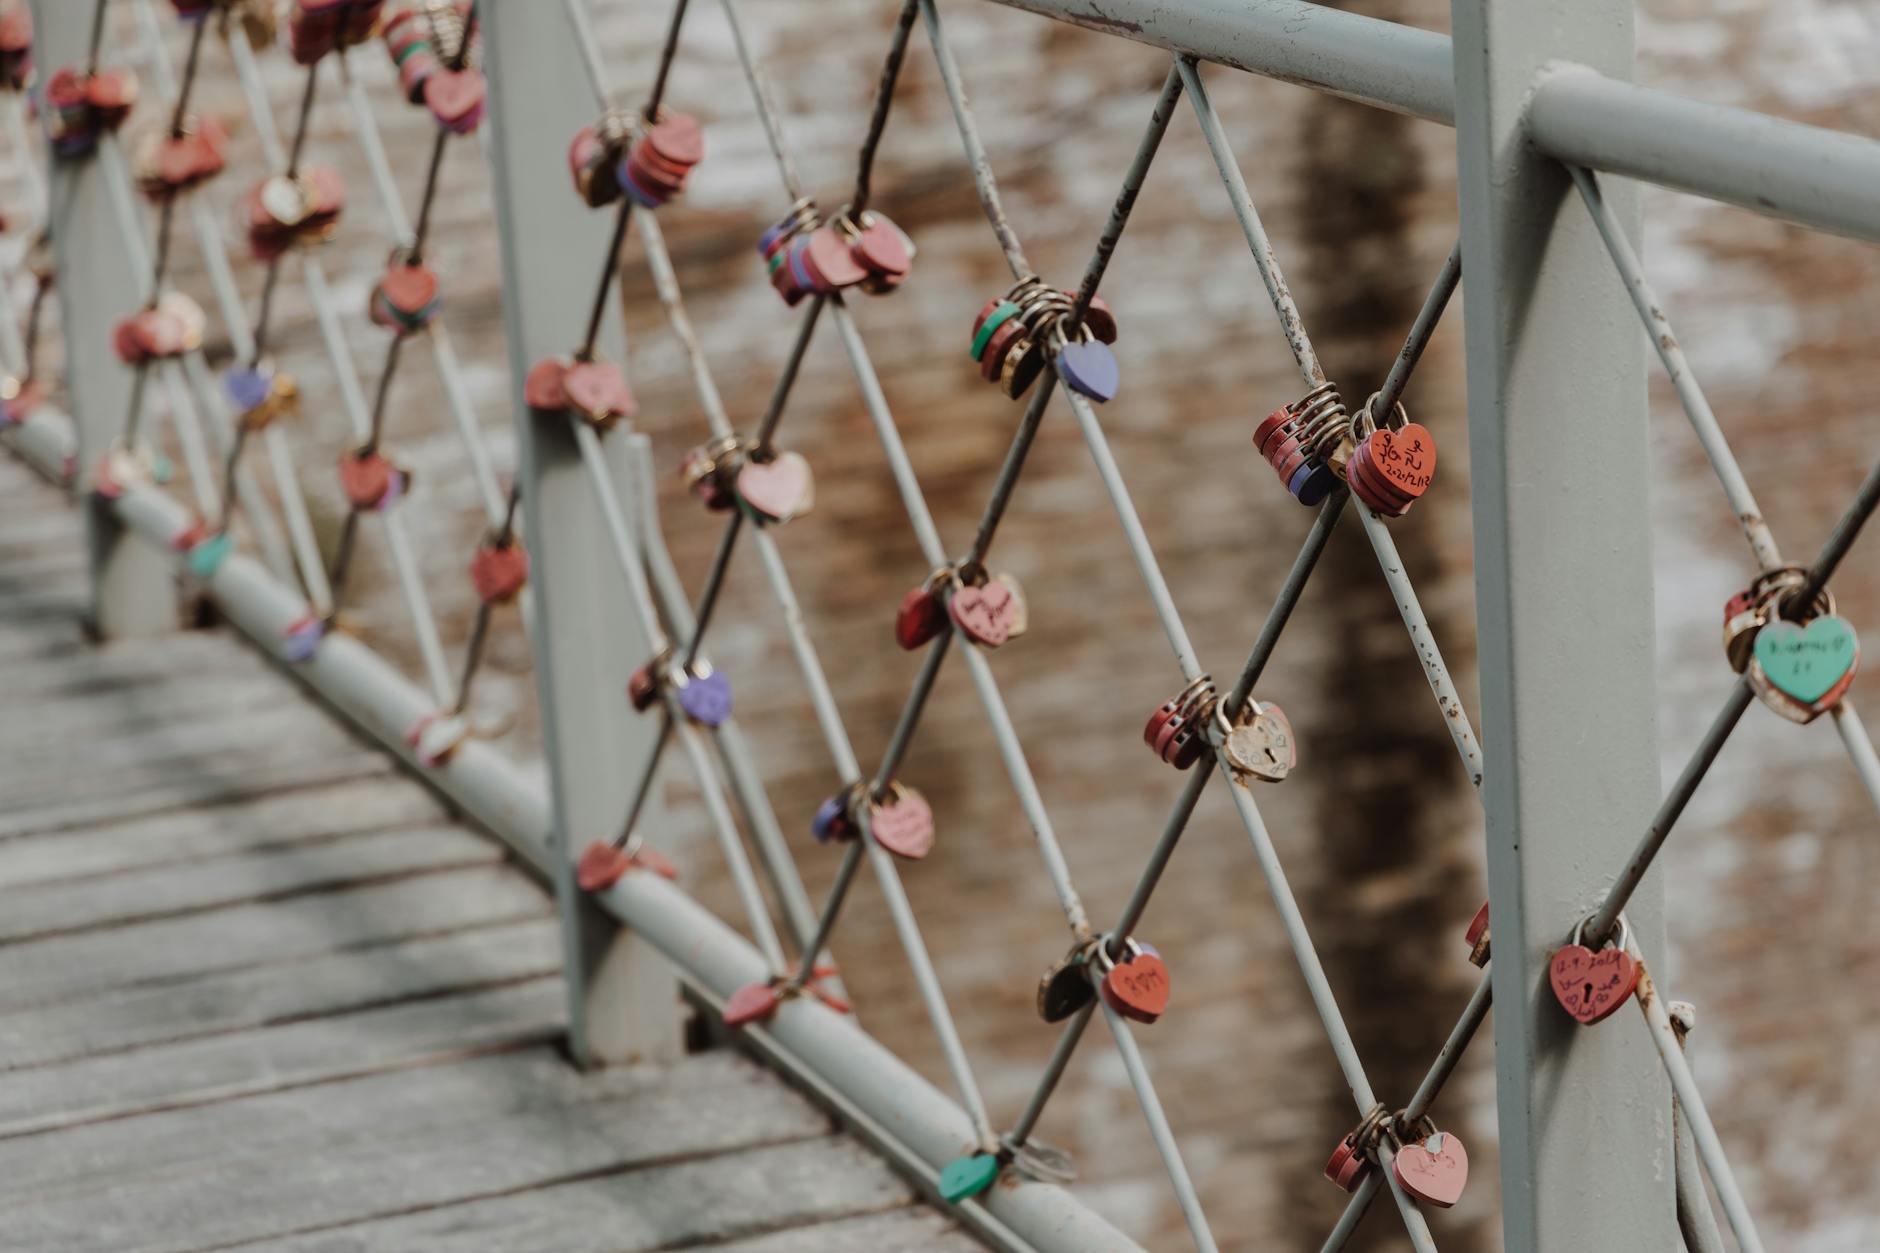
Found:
0,451 -> 981,1252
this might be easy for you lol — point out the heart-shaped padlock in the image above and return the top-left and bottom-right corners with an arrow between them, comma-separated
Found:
561,359 -> 635,430
371,260 -> 441,334
338,449 -> 408,512
576,839 -> 635,892
1036,941 -> 1098,1023
1099,938 -> 1170,1025
1465,901 -> 1491,967
675,665 -> 733,727
1751,613 -> 1859,716
1548,917 -> 1640,1026
1392,1129 -> 1469,1209
1223,700 -> 1296,783
1056,338 -> 1118,404
422,66 -> 485,134
938,1153 -> 1000,1204
736,451 -> 814,524
405,711 -> 470,767
868,783 -> 935,860
895,583 -> 946,651
949,574 -> 1026,649
470,541 -> 529,605
722,980 -> 782,1028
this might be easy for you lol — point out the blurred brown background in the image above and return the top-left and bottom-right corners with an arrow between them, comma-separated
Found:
30,0 -> 1880,1247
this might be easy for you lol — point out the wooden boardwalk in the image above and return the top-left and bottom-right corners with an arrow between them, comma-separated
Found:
0,452 -> 982,1252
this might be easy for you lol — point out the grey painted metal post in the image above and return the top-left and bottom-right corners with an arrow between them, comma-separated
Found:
1449,1 -> 1676,1246
31,0 -> 175,638
482,0 -> 680,1068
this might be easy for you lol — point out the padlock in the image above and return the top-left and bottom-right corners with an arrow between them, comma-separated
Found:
1257,381 -> 1346,506
45,64 -> 139,159
1216,697 -> 1297,783
1036,937 -> 1099,1023
133,114 -> 229,201
224,363 -> 299,431
1391,1122 -> 1469,1209
894,569 -> 951,650
337,447 -> 410,512
863,781 -> 934,860
1144,675 -> 1217,771
671,660 -> 733,727
1465,900 -> 1490,967
1347,395 -> 1436,517
244,167 -> 345,259
948,570 -> 1027,649
369,254 -> 441,333
1743,581 -> 1858,724
469,538 -> 528,605
1096,937 -> 1170,1025
736,450 -> 815,525
970,277 -> 1080,403
1548,914 -> 1640,1026
617,110 -> 703,209
289,0 -> 384,66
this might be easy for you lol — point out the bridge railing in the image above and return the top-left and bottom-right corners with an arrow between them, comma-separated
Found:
6,1 -> 1879,1251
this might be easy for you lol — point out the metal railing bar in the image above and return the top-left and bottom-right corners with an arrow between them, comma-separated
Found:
713,0 -> 807,202
1099,1001 -> 1221,1252
1833,702 -> 1880,819
4,97 -> 42,231
1319,968 -> 1494,1250
1068,61 -> 1184,331
1630,957 -> 1767,1253
1212,769 -> 1428,1249
1375,240 -> 1458,424
850,0 -> 921,219
1179,57 -> 1324,384
630,205 -> 733,441
915,0 -> 1032,279
572,423 -> 671,649
630,443 -> 826,953
1594,440 -> 1880,941
1354,510 -> 1485,785
1675,1096 -> 1729,1253
301,257 -> 457,704
334,69 -> 507,524
961,364 -> 1056,569
1569,166 -> 1783,571
1183,57 -> 1486,788
670,706 -> 790,970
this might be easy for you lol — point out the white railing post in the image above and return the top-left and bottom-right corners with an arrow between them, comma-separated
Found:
482,0 -> 681,1068
1450,0 -> 1677,1246
30,0 -> 175,637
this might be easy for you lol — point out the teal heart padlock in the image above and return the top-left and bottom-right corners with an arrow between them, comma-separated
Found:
1750,610 -> 1859,723
938,1152 -> 1000,1204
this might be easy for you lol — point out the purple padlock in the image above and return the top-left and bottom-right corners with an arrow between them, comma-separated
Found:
282,614 -> 327,661
1056,339 -> 1118,404
677,665 -> 733,727
225,365 -> 272,414
1288,459 -> 1338,507
811,792 -> 849,843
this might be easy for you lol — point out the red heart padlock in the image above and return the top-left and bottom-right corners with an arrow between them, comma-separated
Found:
1392,1130 -> 1468,1209
470,542 -> 529,605
338,450 -> 394,510
576,839 -> 633,892
524,356 -> 571,410
423,66 -> 485,133
723,980 -> 782,1028
1100,940 -> 1170,1024
949,576 -> 1024,648
1465,901 -> 1491,966
1369,422 -> 1436,501
374,261 -> 439,330
1548,939 -> 1640,1026
896,583 -> 945,650
627,661 -> 660,712
868,784 -> 935,860
561,359 -> 635,429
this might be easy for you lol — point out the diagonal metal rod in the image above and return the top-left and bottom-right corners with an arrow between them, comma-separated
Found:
1376,240 -> 1459,420
1592,440 -> 1880,942
849,0 -> 921,218
1570,166 -> 1783,571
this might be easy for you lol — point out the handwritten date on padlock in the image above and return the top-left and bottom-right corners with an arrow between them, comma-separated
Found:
1370,423 -> 1436,499
1548,942 -> 1640,1026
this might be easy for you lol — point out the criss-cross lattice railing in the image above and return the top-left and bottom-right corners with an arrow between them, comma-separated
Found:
6,0 -> 1880,1250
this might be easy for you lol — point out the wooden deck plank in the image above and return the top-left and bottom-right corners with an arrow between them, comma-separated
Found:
0,918 -> 560,1070
0,979 -> 563,1139
0,1050 -> 835,1253
232,1137 -> 923,1253
0,866 -> 549,1012
0,776 -> 449,889
0,826 -> 502,943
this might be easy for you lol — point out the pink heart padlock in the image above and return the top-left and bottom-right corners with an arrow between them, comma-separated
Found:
869,785 -> 935,860
576,840 -> 633,892
723,981 -> 782,1028
1392,1130 -> 1469,1209
735,451 -> 814,524
949,577 -> 1024,648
